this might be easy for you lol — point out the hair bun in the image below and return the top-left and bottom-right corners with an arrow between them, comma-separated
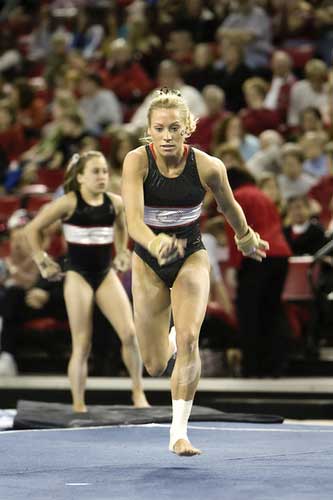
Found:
158,87 -> 182,98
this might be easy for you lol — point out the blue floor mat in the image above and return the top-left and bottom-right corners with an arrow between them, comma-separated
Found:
1,422 -> 333,500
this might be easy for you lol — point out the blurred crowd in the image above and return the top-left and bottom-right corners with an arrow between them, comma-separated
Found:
1,0 -> 333,378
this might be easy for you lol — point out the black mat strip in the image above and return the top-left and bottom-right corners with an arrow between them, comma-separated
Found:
13,400 -> 283,429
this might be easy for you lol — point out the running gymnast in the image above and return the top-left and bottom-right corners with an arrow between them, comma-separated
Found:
122,88 -> 269,456
25,150 -> 149,412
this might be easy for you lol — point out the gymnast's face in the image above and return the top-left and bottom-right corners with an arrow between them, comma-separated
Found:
148,107 -> 186,158
77,156 -> 109,194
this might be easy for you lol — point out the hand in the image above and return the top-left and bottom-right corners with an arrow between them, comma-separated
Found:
113,249 -> 131,272
234,227 -> 269,262
148,233 -> 187,266
25,288 -> 50,309
33,251 -> 64,281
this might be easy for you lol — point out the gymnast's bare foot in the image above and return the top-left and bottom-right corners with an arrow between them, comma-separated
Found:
132,389 -> 150,408
73,404 -> 88,413
171,439 -> 202,456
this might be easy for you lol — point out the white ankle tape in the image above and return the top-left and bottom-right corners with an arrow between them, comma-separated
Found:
169,399 -> 193,451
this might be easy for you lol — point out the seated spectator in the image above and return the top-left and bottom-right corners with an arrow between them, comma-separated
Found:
44,31 -> 71,89
173,0 -> 219,43
189,85 -> 228,153
213,114 -> 259,161
165,30 -> 194,72
298,106 -> 327,138
258,172 -> 285,216
101,38 -> 154,108
287,58 -> 330,128
300,131 -> 330,180
282,194 -> 327,352
0,29 -> 22,81
214,38 -> 252,112
247,129 -> 283,179
8,78 -> 48,140
308,141 -> 333,229
217,0 -> 273,70
185,43 -> 219,92
0,105 -> 27,185
78,73 -> 122,134
69,8 -> 104,59
240,77 -> 281,136
276,1 -> 315,68
264,50 -> 296,123
278,143 -> 316,201
107,127 -> 140,195
283,195 -> 327,255
129,59 -> 207,131
126,15 -> 162,79
214,143 -> 246,171
314,1 -> 333,66
0,209 -> 43,375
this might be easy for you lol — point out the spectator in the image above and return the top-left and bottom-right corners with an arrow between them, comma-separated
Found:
101,38 -> 154,107
213,114 -> 259,161
0,29 -> 22,80
165,30 -> 194,72
264,50 -> 296,123
129,59 -> 207,131
214,39 -> 252,112
126,15 -> 162,78
44,31 -> 71,88
300,131 -> 330,180
0,209 -> 48,375
258,172 -> 285,216
314,0 -> 333,66
247,129 -> 283,179
189,85 -> 228,153
8,78 -> 48,139
217,0 -> 273,69
278,143 -> 316,201
283,195 -> 327,256
107,127 -> 140,194
225,166 -> 291,377
241,77 -> 281,136
78,73 -> 122,134
185,43 -> 219,92
287,58 -> 330,127
308,141 -> 333,229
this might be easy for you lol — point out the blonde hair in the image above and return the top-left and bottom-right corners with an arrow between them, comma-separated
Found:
63,150 -> 104,193
143,88 -> 198,143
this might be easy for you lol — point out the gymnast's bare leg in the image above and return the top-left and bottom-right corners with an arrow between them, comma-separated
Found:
95,268 -> 149,408
64,271 -> 94,413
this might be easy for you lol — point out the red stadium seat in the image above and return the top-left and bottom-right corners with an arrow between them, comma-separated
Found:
282,256 -> 320,301
0,239 -> 10,258
26,193 -> 53,213
0,195 -> 21,220
37,168 -> 64,191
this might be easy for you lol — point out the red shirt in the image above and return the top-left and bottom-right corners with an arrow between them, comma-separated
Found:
240,108 -> 281,136
225,184 -> 291,268
102,62 -> 154,102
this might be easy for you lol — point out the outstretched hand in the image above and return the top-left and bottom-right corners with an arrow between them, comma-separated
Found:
234,227 -> 269,262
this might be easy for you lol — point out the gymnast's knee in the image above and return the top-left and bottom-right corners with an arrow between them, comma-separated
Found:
176,328 -> 199,355
144,359 -> 167,377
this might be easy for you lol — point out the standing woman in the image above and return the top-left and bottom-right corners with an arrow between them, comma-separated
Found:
121,88 -> 268,456
25,150 -> 149,412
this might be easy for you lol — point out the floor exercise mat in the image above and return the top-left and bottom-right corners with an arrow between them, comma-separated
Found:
13,400 -> 283,429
